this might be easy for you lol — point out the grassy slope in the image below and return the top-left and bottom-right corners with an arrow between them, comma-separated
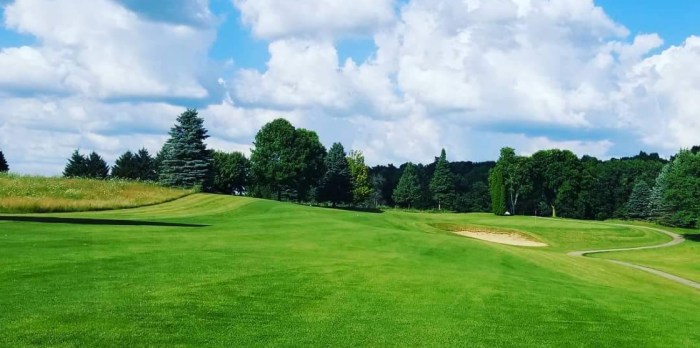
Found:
0,174 -> 192,213
1,195 -> 698,347
594,222 -> 700,283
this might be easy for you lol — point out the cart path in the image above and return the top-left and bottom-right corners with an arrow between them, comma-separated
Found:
566,222 -> 700,290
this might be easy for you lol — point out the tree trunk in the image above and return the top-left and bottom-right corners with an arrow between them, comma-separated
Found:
438,199 -> 441,211
551,205 -> 557,218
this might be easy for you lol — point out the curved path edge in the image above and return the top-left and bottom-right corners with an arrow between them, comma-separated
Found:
566,222 -> 700,290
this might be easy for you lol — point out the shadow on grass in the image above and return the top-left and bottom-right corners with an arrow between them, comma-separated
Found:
0,215 -> 208,227
683,234 -> 700,242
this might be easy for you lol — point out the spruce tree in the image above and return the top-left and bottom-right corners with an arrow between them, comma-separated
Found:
488,166 -> 507,216
319,143 -> 352,207
429,148 -> 455,210
648,164 -> 671,221
159,109 -> 213,190
112,151 -> 137,179
64,150 -> 88,177
392,163 -> 421,209
86,152 -> 109,179
625,180 -> 652,219
0,150 -> 8,172
135,148 -> 157,181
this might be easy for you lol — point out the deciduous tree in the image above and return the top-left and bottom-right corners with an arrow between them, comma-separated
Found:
213,151 -> 250,195
347,150 -> 373,206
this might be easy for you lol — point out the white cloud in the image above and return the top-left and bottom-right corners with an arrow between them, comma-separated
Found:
1,0 -> 214,99
233,0 -> 396,39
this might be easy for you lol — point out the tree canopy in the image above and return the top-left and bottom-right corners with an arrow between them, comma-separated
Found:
429,149 -> 455,210
212,151 -> 250,195
318,143 -> 352,206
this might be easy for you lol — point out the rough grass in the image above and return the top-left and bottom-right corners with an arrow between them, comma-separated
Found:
0,173 -> 192,213
0,195 -> 698,347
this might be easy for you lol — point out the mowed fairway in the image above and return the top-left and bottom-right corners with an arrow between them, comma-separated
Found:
1,194 -> 699,347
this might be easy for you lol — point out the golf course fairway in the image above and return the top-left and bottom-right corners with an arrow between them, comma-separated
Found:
1,194 -> 698,347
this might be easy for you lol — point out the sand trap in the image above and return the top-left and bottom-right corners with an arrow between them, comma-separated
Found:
454,231 -> 548,247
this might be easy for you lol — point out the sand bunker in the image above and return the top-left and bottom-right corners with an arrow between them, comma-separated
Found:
454,231 -> 548,247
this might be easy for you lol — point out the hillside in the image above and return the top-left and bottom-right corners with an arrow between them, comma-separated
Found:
1,194 -> 698,346
0,174 -> 192,213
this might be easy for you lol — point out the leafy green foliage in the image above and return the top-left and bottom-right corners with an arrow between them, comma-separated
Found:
495,147 -> 531,215
250,119 -> 326,201
212,151 -> 250,195
0,150 -> 8,172
159,109 -> 213,190
347,150 -> 373,206
661,150 -> 700,228
488,166 -> 507,215
429,149 -> 455,210
318,143 -> 352,206
648,164 -> 671,220
112,148 -> 157,181
393,163 -> 422,208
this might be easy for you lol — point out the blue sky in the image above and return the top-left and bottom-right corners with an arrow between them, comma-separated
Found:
1,0 -> 699,174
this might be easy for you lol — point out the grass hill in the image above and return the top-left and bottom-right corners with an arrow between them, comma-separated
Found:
0,194 -> 698,346
0,173 -> 192,213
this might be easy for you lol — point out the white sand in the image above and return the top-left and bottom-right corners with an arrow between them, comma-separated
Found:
454,231 -> 547,247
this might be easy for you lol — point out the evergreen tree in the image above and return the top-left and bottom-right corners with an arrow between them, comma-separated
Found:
429,148 -> 455,210
625,180 -> 652,219
112,151 -> 138,179
319,143 -> 352,207
85,152 -> 109,179
159,109 -> 213,190
64,150 -> 88,177
369,173 -> 386,208
0,150 -> 8,172
347,150 -> 373,206
488,166 -> 507,216
135,148 -> 157,181
662,150 -> 700,227
212,151 -> 250,195
393,163 -> 422,209
648,164 -> 671,220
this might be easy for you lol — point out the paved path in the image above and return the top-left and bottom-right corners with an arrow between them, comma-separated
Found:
566,222 -> 700,290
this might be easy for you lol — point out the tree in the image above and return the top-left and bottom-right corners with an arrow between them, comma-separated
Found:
392,163 -> 422,209
495,147 -> 531,215
250,119 -> 326,201
429,148 -> 455,210
318,143 -> 352,207
662,150 -> 700,227
347,150 -> 373,206
134,148 -> 157,181
85,152 -> 109,179
488,166 -> 507,215
0,150 -> 8,172
625,180 -> 652,219
212,151 -> 250,195
64,150 -> 88,177
112,151 -> 138,179
530,149 -> 581,218
369,173 -> 386,208
159,109 -> 213,190
648,164 -> 671,220
290,129 -> 326,202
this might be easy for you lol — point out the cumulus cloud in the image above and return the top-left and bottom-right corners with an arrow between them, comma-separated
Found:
233,0 -> 396,39
1,0 -> 214,99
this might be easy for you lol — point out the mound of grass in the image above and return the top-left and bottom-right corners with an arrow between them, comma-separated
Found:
0,173 -> 192,213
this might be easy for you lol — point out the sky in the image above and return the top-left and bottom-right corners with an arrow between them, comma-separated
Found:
1,0 -> 699,175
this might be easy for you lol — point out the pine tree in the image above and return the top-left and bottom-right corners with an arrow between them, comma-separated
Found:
159,109 -> 213,190
648,164 -> 671,220
393,163 -> 422,209
347,150 -> 373,206
86,152 -> 109,179
134,148 -> 157,181
319,143 -> 352,207
488,166 -> 507,216
64,150 -> 88,177
112,151 -> 137,179
625,180 -> 652,219
0,150 -> 8,172
429,148 -> 455,210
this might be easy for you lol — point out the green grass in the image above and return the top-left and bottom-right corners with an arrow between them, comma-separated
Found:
1,195 -> 699,347
594,221 -> 700,283
0,173 -> 192,213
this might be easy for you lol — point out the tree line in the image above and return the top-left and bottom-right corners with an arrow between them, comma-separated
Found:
488,147 -> 700,228
52,108 -> 699,227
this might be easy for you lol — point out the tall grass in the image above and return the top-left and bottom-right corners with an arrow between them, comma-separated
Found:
0,173 -> 193,213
